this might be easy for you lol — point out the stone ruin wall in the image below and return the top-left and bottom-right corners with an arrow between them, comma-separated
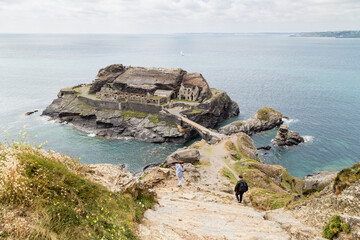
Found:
178,85 -> 201,101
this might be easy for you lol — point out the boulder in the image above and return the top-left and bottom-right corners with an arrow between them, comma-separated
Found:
89,64 -> 125,94
174,163 -> 200,183
219,107 -> 282,136
303,172 -> 337,193
273,125 -> 304,146
164,148 -> 200,166
142,167 -> 173,187
227,132 -> 259,161
86,164 -> 155,199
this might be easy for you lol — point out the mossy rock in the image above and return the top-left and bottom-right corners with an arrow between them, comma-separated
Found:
257,106 -> 281,121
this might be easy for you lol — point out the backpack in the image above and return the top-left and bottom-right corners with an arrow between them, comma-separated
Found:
239,181 -> 248,192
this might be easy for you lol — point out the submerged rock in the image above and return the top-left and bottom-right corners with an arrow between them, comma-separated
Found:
257,145 -> 272,150
219,106 -> 283,136
273,125 -> 304,146
25,109 -> 38,116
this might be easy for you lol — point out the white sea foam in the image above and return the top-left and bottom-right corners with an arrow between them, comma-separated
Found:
282,117 -> 299,125
87,133 -> 96,137
303,136 -> 314,143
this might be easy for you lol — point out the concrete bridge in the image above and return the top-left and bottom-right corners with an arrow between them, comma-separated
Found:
164,107 -> 225,144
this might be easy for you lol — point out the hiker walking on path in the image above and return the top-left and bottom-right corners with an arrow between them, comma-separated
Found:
176,161 -> 185,187
234,175 -> 248,203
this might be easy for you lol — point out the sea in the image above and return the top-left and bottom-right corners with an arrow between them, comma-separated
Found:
0,33 -> 359,177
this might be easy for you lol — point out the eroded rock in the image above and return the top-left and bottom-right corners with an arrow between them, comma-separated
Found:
303,172 -> 337,193
219,106 -> 283,136
273,125 -> 304,146
164,148 -> 200,166
86,163 -> 155,199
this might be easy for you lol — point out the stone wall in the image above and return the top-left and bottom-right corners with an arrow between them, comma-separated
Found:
78,96 -> 119,110
120,102 -> 162,113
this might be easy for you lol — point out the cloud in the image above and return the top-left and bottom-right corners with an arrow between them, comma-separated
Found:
0,0 -> 359,33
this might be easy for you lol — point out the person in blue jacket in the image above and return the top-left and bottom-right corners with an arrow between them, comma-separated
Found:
176,161 -> 185,187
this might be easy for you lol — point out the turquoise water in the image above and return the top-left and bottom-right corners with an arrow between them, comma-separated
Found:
0,33 -> 359,176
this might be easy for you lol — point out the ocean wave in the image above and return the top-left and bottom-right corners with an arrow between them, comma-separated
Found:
303,136 -> 314,143
282,117 -> 299,125
87,133 -> 96,137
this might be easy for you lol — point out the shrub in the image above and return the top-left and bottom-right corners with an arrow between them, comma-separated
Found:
0,131 -> 154,239
333,162 -> 360,194
323,215 -> 350,239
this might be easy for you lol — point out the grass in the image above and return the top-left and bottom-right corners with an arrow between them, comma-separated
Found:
333,162 -> 360,194
194,161 -> 211,168
234,121 -> 243,127
120,110 -> 149,120
257,106 -> 280,121
248,188 -> 295,210
188,109 -> 202,114
0,138 -> 154,239
221,167 -> 237,185
173,99 -> 197,103
74,86 -> 101,101
323,215 -> 350,239
148,114 -> 160,124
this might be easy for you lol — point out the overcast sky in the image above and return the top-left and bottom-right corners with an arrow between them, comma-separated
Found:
0,0 -> 359,33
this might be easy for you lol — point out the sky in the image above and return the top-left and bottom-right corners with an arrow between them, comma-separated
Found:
0,0 -> 359,33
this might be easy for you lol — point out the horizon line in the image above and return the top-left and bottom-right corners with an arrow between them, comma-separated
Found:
0,30 -> 359,35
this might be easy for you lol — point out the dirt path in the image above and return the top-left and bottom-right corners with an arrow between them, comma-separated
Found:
137,141 -> 294,240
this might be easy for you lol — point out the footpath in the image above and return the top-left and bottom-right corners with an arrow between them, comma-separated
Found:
137,141 -> 321,240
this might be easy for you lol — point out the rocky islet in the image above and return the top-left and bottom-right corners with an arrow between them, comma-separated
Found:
42,64 -> 239,144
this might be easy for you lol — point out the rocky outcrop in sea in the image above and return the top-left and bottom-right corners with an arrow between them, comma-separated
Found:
42,64 -> 239,144
219,106 -> 283,135
272,124 -> 304,146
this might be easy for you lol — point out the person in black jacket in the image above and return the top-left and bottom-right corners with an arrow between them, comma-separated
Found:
234,175 -> 248,203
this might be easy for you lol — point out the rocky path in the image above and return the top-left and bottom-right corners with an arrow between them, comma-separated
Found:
138,141 -> 299,240
138,187 -> 291,240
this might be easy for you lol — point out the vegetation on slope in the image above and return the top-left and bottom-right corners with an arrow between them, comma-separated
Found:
0,133 -> 153,240
323,215 -> 350,239
333,162 -> 360,194
222,133 -> 310,211
257,106 -> 281,121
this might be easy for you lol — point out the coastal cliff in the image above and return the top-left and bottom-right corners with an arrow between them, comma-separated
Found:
42,64 -> 239,144
1,132 -> 358,239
